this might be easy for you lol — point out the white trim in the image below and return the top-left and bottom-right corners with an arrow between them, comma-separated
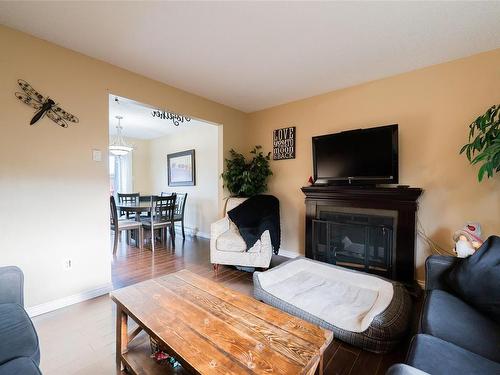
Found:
278,248 -> 301,259
174,224 -> 210,239
26,282 -> 113,318
195,231 -> 211,239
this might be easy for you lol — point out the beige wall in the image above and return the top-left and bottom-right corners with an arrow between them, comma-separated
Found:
149,125 -> 220,237
1,22 -> 499,310
247,49 -> 500,281
0,25 -> 247,309
125,126 -> 220,237
125,137 -> 151,194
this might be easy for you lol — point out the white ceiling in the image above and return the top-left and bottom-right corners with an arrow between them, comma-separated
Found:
109,95 -> 216,140
1,2 -> 500,112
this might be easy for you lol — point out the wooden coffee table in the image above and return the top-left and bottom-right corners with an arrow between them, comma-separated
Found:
111,269 -> 333,375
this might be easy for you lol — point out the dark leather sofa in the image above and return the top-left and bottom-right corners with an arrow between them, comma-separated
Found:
0,266 -> 41,375
387,255 -> 500,375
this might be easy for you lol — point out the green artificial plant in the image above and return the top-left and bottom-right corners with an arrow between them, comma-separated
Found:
460,104 -> 499,182
222,145 -> 272,197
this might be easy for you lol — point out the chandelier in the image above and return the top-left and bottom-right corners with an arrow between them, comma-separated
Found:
109,116 -> 133,156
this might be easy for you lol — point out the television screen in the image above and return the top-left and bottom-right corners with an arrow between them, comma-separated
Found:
313,124 -> 398,185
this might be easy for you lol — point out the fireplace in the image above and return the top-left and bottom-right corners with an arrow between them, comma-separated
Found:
302,185 -> 422,283
312,207 -> 397,278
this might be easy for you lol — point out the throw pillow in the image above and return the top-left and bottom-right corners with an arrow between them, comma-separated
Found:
445,235 -> 500,323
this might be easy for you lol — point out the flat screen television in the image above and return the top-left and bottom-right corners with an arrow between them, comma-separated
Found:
312,124 -> 398,185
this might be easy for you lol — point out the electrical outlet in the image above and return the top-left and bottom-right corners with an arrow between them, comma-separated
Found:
63,259 -> 72,270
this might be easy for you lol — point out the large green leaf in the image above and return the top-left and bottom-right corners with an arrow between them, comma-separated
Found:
460,104 -> 499,182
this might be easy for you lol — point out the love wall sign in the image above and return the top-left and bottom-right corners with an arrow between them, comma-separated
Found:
273,126 -> 296,160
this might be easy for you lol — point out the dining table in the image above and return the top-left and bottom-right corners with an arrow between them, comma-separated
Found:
116,199 -> 156,251
116,200 -> 152,221
116,195 -> 178,252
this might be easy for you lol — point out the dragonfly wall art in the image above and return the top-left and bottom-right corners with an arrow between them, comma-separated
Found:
14,79 -> 79,128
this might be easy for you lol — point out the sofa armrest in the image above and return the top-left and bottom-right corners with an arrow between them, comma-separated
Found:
0,266 -> 24,306
211,218 -> 230,239
386,364 -> 430,375
425,255 -> 458,291
258,230 -> 273,254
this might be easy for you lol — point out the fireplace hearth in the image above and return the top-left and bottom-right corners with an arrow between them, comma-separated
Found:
302,185 -> 423,283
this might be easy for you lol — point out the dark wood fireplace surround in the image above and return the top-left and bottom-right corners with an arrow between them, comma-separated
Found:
301,185 -> 423,284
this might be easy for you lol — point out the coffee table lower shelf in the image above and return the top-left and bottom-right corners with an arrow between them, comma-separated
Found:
121,338 -> 188,375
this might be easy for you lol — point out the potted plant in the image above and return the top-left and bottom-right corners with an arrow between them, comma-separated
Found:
460,104 -> 499,181
222,145 -> 272,197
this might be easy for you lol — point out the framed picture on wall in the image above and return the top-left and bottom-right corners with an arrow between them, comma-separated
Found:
167,149 -> 196,186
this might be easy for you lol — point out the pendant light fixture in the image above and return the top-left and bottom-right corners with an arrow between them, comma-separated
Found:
109,115 -> 133,156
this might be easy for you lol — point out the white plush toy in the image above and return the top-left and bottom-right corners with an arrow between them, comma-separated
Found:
453,223 -> 483,258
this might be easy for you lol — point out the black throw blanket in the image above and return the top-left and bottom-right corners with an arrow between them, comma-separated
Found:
227,195 -> 280,254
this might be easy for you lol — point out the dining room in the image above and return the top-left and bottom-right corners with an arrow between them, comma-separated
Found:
108,94 -> 222,286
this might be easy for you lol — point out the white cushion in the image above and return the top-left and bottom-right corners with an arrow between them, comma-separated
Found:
117,219 -> 141,230
225,197 -> 248,213
256,258 -> 394,332
216,228 -> 246,252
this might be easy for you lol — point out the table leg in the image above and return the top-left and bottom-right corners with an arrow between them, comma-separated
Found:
151,226 -> 155,252
318,353 -> 324,375
116,306 -> 128,372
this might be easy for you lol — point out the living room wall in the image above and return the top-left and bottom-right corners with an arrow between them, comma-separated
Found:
246,49 -> 500,282
0,25 -> 247,311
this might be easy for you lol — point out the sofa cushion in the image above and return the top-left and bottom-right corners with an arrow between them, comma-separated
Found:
420,289 -> 500,362
216,229 -> 247,252
0,304 -> 40,366
445,235 -> 500,323
407,334 -> 500,375
216,225 -> 262,253
386,364 -> 429,375
0,358 -> 41,375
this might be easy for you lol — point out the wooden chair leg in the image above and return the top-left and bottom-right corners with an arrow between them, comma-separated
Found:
172,225 -> 175,240
212,263 -> 220,275
169,225 -> 175,248
139,228 -> 143,251
181,220 -> 185,239
113,230 -> 118,255
151,227 -> 155,252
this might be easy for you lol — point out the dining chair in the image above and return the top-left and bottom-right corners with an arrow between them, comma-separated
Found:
110,196 -> 143,255
138,195 -> 153,218
117,193 -> 139,218
142,194 -> 177,252
161,192 -> 187,239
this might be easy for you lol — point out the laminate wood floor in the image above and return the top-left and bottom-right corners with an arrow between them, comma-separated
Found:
32,234 -> 411,375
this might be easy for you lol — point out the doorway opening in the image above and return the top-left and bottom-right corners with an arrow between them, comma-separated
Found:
108,94 -> 222,288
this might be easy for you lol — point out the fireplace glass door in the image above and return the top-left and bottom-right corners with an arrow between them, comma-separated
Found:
312,211 -> 394,276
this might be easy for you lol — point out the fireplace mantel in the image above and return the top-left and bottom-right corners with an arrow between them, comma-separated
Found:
301,185 -> 423,283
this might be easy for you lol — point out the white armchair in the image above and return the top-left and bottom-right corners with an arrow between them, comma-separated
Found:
210,197 -> 273,270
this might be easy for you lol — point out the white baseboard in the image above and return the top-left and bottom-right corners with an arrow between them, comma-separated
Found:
278,249 -> 301,259
194,231 -> 210,239
26,282 -> 113,318
174,224 -> 210,239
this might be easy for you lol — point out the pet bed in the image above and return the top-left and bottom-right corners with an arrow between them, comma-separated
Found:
253,257 -> 412,353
